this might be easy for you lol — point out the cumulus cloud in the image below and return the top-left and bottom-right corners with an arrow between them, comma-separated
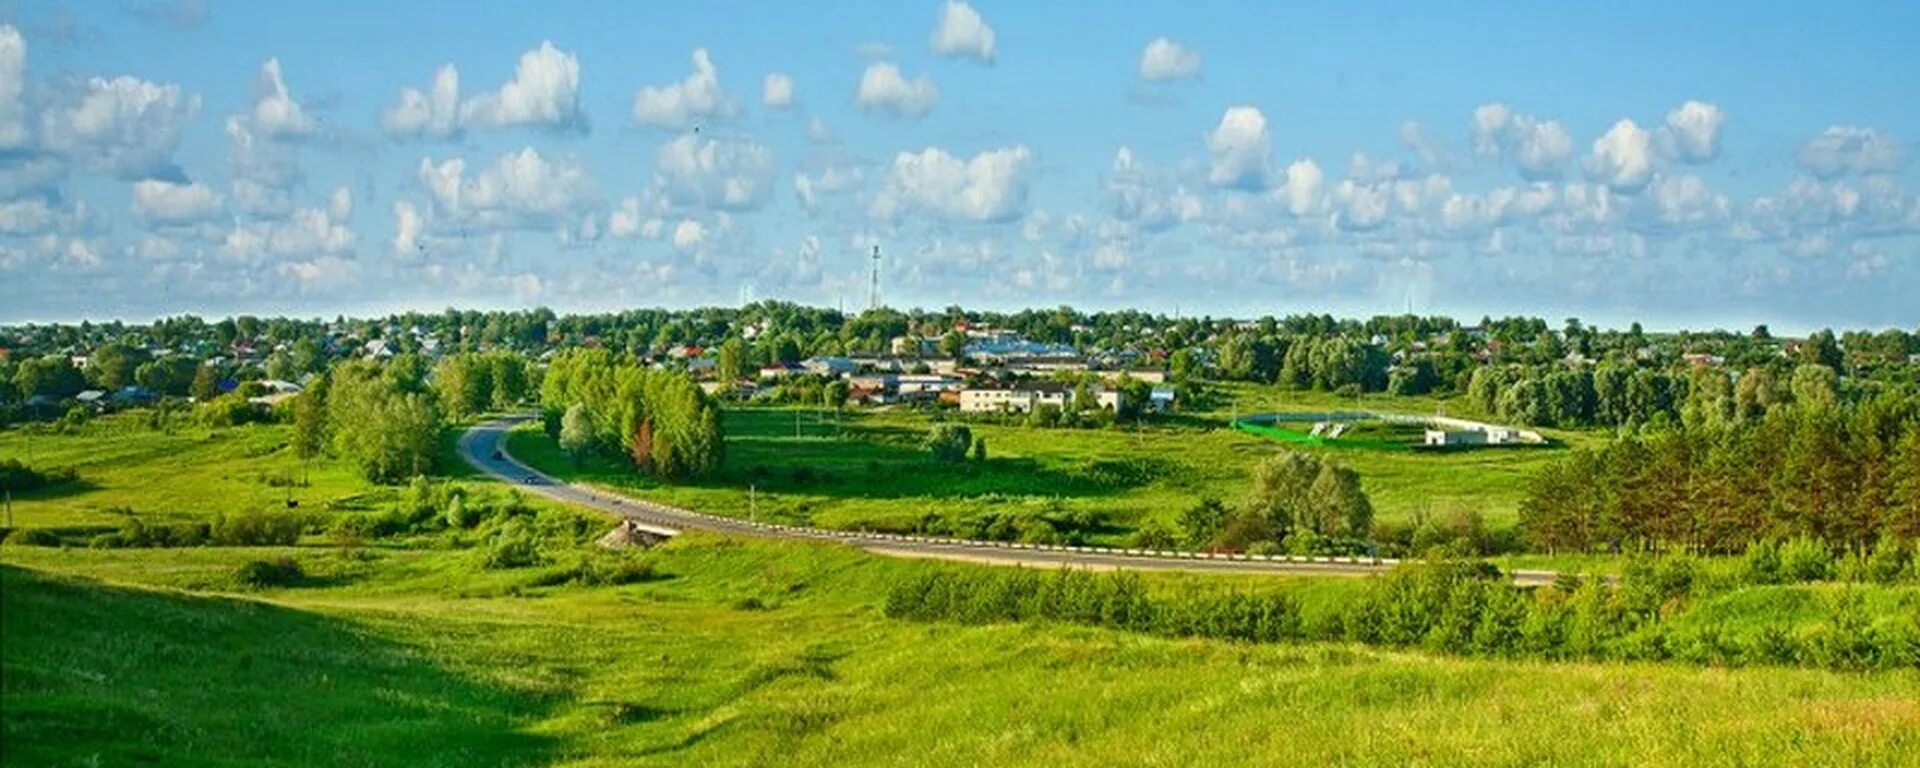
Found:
794,163 -> 865,212
461,41 -> 584,131
929,1 -> 996,63
1107,146 -> 1202,230
1283,159 -> 1323,216
652,133 -> 777,211
223,196 -> 354,260
1584,119 -> 1655,192
249,58 -> 315,139
632,48 -> 733,130
393,200 -> 423,255
38,75 -> 200,181
0,26 -> 27,149
382,64 -> 461,139
872,145 -> 1032,222
1471,103 -> 1572,180
416,146 -> 594,231
1207,106 -> 1271,189
131,179 -> 222,226
1660,100 -> 1724,163
762,72 -> 794,109
384,42 -> 584,138
855,62 -> 937,118
1138,38 -> 1201,82
1798,126 -> 1906,177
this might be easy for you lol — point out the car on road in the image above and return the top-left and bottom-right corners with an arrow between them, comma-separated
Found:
522,475 -> 540,485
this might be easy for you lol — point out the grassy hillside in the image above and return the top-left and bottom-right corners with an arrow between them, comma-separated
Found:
5,538 -> 1918,767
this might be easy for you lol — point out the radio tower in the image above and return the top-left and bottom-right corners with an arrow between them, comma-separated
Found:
867,244 -> 882,311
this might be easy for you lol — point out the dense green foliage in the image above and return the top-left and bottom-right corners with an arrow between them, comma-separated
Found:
0,458 -> 77,493
889,558 -> 1920,670
538,348 -> 723,480
325,360 -> 443,483
1523,391 -> 1920,553
924,423 -> 973,463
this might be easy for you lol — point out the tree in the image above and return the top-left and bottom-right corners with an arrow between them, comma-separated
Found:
939,329 -> 968,359
190,364 -> 221,402
14,355 -> 87,399
1790,364 -> 1839,412
134,355 -> 200,397
970,437 -> 987,463
559,403 -> 594,468
292,376 -> 329,461
1179,498 -> 1229,549
328,361 -> 442,483
716,338 -> 746,382
1244,452 -> 1323,537
87,342 -> 145,390
1306,462 -> 1373,538
925,423 -> 973,463
1799,329 -> 1844,371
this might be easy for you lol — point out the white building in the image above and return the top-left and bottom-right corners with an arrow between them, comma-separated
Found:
959,384 -> 1121,414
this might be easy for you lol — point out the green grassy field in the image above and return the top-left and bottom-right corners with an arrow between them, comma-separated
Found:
6,538 -> 1919,767
509,397 -> 1578,540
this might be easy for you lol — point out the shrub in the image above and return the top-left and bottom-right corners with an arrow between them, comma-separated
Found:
233,557 -> 304,588
924,423 -> 973,463
211,510 -> 305,546
1863,536 -> 1911,585
1125,521 -> 1177,551
529,553 -> 658,587
1778,536 -> 1833,583
1741,539 -> 1781,585
480,518 -> 545,569
89,533 -> 125,549
14,528 -> 63,547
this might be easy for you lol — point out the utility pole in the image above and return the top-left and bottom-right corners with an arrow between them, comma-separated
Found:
868,244 -> 882,311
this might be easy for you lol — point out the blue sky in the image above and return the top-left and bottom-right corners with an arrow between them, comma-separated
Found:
1,0 -> 1916,331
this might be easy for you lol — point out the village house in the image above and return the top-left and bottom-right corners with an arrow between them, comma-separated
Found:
959,382 -> 1122,414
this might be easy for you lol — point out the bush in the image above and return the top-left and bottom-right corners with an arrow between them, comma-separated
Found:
480,518 -> 545,569
233,557 -> 304,588
1778,536 -> 1833,583
1741,539 -> 1782,585
0,458 -> 79,492
211,510 -> 305,546
528,552 -> 658,587
924,423 -> 973,463
13,528 -> 63,547
1863,536 -> 1911,585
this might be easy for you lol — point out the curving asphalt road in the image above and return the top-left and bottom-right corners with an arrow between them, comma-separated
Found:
459,416 -> 1558,585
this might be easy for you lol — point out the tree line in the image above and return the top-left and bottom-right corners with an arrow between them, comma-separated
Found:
1521,389 -> 1920,554
538,348 -> 724,480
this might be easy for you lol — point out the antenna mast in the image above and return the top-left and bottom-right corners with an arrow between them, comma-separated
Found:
868,244 -> 882,311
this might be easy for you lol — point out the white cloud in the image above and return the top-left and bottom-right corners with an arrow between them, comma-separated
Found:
0,25 -> 28,149
1584,119 -> 1655,192
632,48 -> 733,129
929,1 -> 996,64
1138,38 -> 1201,82
1646,173 -> 1729,227
384,42 -> 583,138
38,75 -> 200,180
1661,100 -> 1724,163
671,218 -> 707,249
807,116 -> 835,144
131,179 -> 222,226
393,200 -> 422,255
855,62 -> 937,118
382,64 -> 461,139
461,41 -> 584,131
250,58 -> 315,139
328,186 -> 352,221
1283,159 -> 1323,216
794,164 -> 865,211
872,145 -> 1032,222
1471,103 -> 1572,180
1207,106 -> 1271,189
1798,126 -> 1906,177
416,146 -> 594,230
0,198 -> 95,236
223,205 -> 354,259
653,133 -> 777,211
1107,146 -> 1202,230
763,72 -> 794,109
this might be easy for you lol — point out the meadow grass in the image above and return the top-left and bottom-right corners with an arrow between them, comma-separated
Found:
510,396 -> 1579,541
5,537 -> 1918,767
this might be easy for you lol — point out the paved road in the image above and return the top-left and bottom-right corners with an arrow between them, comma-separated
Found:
459,416 -> 1558,585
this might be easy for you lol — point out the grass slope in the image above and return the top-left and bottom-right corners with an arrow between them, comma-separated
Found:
4,540 -> 1918,767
